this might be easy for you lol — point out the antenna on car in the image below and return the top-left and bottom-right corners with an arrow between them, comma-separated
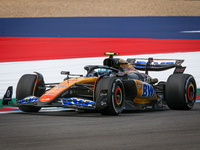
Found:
104,52 -> 119,59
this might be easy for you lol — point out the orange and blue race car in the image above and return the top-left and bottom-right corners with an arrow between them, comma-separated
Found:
2,52 -> 197,115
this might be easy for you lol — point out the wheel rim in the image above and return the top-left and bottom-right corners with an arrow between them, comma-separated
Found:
115,86 -> 123,106
187,83 -> 195,101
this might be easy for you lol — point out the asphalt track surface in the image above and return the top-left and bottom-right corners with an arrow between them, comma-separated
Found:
1,103 -> 200,150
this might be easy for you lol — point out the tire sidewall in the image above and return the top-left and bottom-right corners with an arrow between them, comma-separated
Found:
110,78 -> 125,114
16,74 -> 42,112
166,74 -> 196,110
184,75 -> 196,109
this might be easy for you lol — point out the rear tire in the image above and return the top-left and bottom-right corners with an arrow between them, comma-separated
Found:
165,74 -> 196,110
16,74 -> 44,112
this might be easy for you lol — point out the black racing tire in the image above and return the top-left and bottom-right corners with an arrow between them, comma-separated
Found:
16,74 -> 42,112
96,77 -> 125,115
165,74 -> 196,110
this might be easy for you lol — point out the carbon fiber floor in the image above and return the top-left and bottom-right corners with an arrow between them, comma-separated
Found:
1,103 -> 200,150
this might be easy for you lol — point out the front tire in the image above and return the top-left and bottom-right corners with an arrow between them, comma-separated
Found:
16,73 -> 45,112
96,77 -> 125,115
165,74 -> 196,110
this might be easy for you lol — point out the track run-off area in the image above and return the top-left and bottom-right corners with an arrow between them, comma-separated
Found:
0,103 -> 200,150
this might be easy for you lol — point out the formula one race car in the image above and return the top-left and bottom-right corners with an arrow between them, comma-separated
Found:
2,52 -> 197,115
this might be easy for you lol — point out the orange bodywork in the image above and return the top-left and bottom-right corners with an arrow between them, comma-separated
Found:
39,59 -> 157,106
134,80 -> 157,104
39,77 -> 97,102
119,59 -> 157,104
119,59 -> 137,73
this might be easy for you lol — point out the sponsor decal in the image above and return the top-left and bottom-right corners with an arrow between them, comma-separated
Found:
100,90 -> 107,96
141,83 -> 156,99
138,81 -> 142,89
123,66 -> 133,71
174,66 -> 186,74
57,86 -> 67,88
62,98 -> 96,108
41,98 -> 50,101
100,93 -> 107,96
136,60 -> 175,65
17,96 -> 39,104
6,90 -> 11,98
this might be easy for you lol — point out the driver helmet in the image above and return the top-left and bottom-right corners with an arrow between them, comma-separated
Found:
98,68 -> 112,76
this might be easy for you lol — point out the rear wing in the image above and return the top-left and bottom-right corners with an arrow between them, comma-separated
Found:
126,58 -> 185,74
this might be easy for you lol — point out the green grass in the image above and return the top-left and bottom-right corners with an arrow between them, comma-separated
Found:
0,98 -> 16,109
197,89 -> 200,96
